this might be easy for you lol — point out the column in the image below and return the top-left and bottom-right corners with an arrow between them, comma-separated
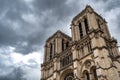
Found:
53,57 -> 60,80
71,25 -> 76,41
56,37 -> 62,53
75,25 -> 80,41
63,40 -> 66,50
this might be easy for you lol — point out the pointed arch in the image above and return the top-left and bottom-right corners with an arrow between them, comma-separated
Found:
60,69 -> 73,80
80,59 -> 95,77
90,66 -> 98,80
83,70 -> 90,80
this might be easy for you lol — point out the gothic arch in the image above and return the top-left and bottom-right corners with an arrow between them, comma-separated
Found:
90,66 -> 98,80
82,70 -> 90,80
60,69 -> 74,80
80,59 -> 95,77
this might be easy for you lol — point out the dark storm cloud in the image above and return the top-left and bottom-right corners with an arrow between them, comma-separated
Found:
0,67 -> 26,80
0,0 -> 34,53
0,0 -> 41,79
33,0 -> 83,27
104,0 -> 120,11
0,0 -> 81,79
33,0 -> 66,10
0,22 -> 18,46
0,0 -> 69,54
0,0 -> 81,54
93,0 -> 120,11
0,0 -> 41,54
0,0 -> 119,55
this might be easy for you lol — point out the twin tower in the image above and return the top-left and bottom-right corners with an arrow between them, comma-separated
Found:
41,5 -> 120,80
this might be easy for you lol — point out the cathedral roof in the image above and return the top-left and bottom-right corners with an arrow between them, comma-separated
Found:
46,30 -> 72,42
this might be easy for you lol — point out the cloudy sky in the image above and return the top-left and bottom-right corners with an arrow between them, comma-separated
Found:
0,0 -> 120,80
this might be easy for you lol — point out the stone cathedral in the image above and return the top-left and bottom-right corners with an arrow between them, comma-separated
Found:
41,5 -> 120,80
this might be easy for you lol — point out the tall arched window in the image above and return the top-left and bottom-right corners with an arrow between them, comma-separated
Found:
50,43 -> 52,60
85,72 -> 90,80
53,40 -> 55,55
91,67 -> 98,80
84,18 -> 89,34
79,22 -> 83,39
62,39 -> 64,51
84,71 -> 90,80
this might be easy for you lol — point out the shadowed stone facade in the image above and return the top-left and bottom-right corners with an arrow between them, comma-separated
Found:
41,5 -> 120,80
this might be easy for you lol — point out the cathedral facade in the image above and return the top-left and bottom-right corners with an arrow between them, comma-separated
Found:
41,5 -> 120,80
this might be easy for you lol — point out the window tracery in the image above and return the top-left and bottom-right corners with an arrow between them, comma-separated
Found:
60,53 -> 72,68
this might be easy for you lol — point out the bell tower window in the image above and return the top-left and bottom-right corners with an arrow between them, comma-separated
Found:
50,43 -> 52,60
79,22 -> 83,39
84,18 -> 89,34
62,39 -> 64,51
